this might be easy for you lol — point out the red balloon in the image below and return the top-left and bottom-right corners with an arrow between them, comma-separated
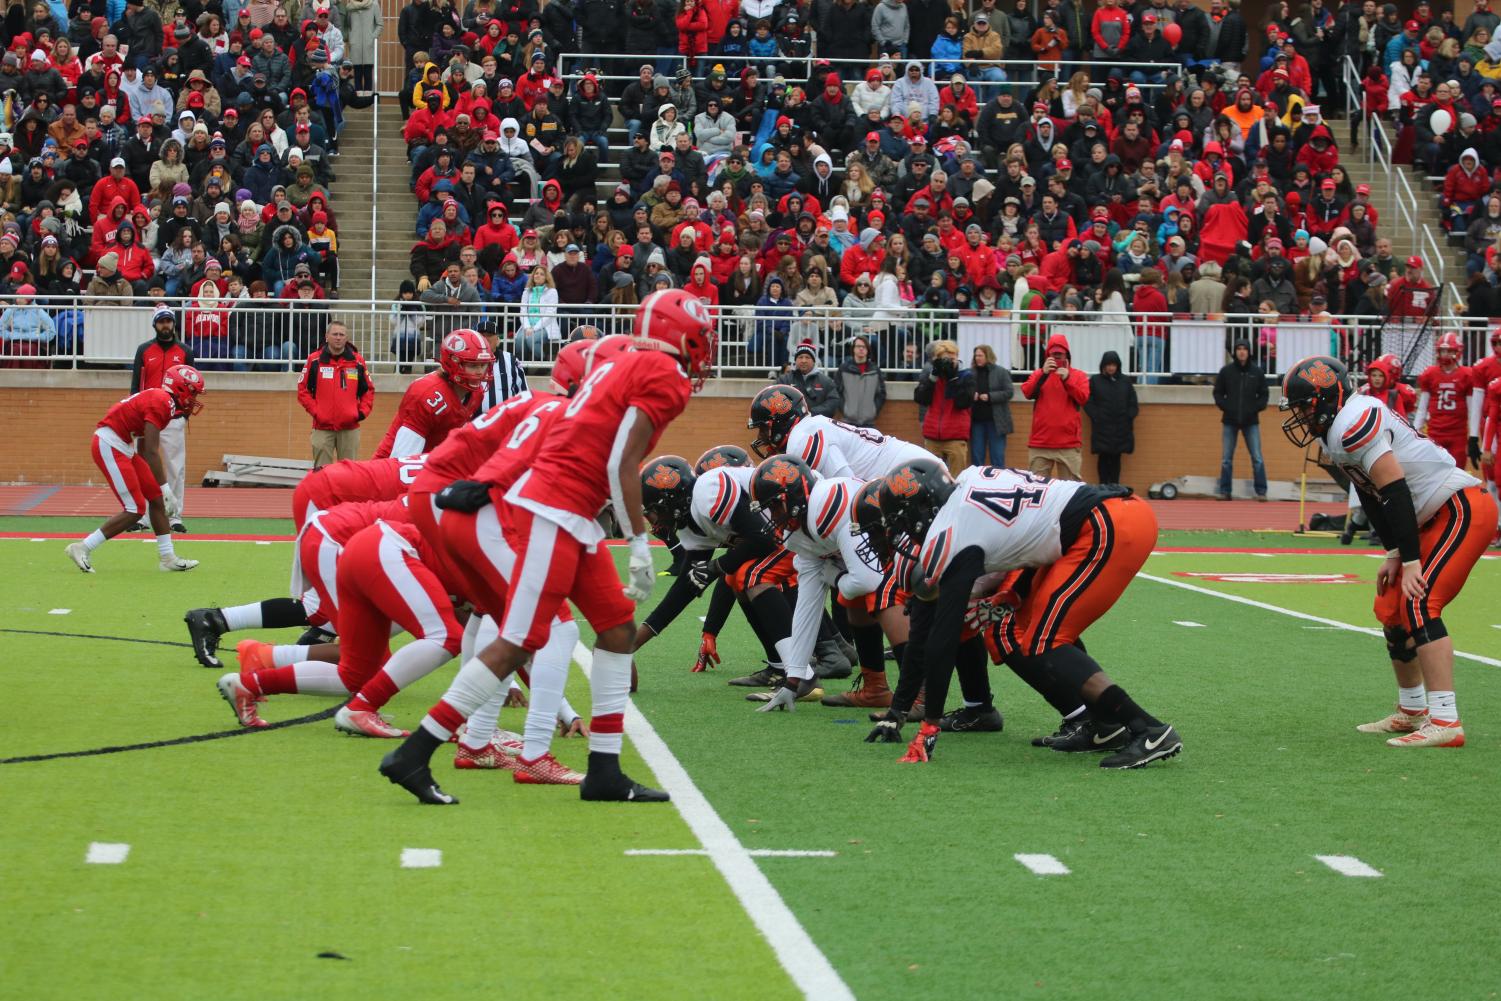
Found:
1163,21 -> 1183,46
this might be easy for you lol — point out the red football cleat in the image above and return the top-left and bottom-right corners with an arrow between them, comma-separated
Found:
512,752 -> 585,785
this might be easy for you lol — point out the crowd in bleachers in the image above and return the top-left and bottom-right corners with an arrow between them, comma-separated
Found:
392,0 -> 1501,378
0,0 -> 375,366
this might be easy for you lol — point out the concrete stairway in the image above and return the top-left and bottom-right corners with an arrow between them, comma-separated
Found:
372,100 -> 422,300
325,104 -> 377,300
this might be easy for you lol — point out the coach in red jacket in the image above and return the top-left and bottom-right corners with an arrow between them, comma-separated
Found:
1022,333 -> 1090,481
297,320 -> 374,467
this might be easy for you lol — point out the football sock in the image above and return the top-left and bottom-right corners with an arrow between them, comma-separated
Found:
459,613 -> 485,664
461,693 -> 504,752
156,534 -> 174,558
1008,651 -> 1083,716
82,529 -> 106,552
748,589 -> 793,651
348,639 -> 454,714
292,662 -> 349,694
221,598 -> 307,632
524,619 -> 578,760
587,648 -> 632,756
851,623 -> 886,674
272,645 -> 310,668
221,602 -> 264,631
420,656 -> 504,741
1092,684 -> 1163,734
1427,689 -> 1458,723
1398,684 -> 1428,712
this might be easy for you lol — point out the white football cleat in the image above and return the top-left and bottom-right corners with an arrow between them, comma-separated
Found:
334,705 -> 409,738
65,542 -> 94,573
217,673 -> 267,728
159,554 -> 199,572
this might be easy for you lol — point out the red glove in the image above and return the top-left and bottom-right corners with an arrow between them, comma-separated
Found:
899,721 -> 940,763
692,632 -> 720,672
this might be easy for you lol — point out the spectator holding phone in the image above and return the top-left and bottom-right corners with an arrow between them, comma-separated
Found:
1022,333 -> 1090,480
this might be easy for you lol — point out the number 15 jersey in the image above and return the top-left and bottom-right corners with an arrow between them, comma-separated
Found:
921,467 -> 1090,581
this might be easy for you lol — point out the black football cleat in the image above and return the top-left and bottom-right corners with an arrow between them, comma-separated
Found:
184,607 -> 229,668
1047,717 -> 1129,753
170,521 -> 188,534
1100,724 -> 1183,769
938,704 -> 1004,733
380,750 -> 458,804
728,664 -> 784,688
579,772 -> 670,803
1031,717 -> 1074,746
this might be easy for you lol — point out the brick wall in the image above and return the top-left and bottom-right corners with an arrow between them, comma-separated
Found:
0,379 -> 1308,493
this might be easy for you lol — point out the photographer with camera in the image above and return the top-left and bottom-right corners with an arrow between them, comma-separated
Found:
913,339 -> 975,475
1021,333 -> 1091,480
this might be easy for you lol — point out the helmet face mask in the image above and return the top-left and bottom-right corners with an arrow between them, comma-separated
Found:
750,454 -> 814,535
851,479 -> 891,569
440,330 -> 495,391
1278,355 -> 1349,449
162,363 -> 205,417
747,385 -> 808,458
1435,331 -> 1462,366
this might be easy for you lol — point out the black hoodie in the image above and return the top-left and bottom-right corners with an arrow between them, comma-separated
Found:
1213,338 -> 1269,427
1083,350 -> 1138,454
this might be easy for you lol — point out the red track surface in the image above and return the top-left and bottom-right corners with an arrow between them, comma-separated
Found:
0,484 -> 1346,531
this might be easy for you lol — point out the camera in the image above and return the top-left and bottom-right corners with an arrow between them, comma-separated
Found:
932,355 -> 957,379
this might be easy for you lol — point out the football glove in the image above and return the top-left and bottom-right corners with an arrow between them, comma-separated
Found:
692,632 -> 720,672
755,684 -> 799,712
1468,436 -> 1482,469
864,712 -> 903,743
686,556 -> 720,592
820,560 -> 844,587
898,721 -> 941,763
624,533 -> 655,602
160,483 -> 180,520
435,480 -> 493,512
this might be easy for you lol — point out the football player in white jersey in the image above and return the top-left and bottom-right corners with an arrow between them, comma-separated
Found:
870,459 -> 1183,769
748,386 -> 928,706
1281,355 -> 1498,747
631,451 -> 812,687
746,454 -> 914,713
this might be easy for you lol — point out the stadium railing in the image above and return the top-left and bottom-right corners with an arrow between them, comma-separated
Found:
1,296 -> 1487,381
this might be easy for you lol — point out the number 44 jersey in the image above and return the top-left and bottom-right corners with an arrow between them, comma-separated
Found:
921,467 -> 1091,580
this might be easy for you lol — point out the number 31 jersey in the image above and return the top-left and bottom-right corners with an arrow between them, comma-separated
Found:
1323,395 -> 1478,524
785,416 -> 931,481
921,467 -> 1090,581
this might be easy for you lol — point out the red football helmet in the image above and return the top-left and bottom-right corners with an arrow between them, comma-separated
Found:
550,333 -> 634,396
1435,331 -> 1463,363
1375,352 -> 1404,381
162,363 -> 206,417
633,288 -> 715,391
439,329 -> 494,391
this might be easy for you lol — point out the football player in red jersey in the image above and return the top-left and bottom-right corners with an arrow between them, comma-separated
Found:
1469,330 -> 1501,484
1343,355 -> 1421,544
184,454 -> 429,669
380,290 -> 714,805
1481,375 -> 1501,532
1415,331 -> 1476,468
68,364 -> 205,574
372,330 -> 491,458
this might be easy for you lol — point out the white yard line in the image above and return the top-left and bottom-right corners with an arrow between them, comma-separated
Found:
1314,855 -> 1383,878
1139,573 -> 1501,668
1173,620 -> 1207,628
1013,853 -> 1070,876
574,644 -> 856,1001
399,848 -> 442,869
48,608 -> 70,615
85,842 -> 130,864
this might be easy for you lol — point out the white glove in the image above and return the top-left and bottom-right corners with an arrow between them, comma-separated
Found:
820,560 -> 844,587
161,484 -> 180,520
756,685 -> 799,713
624,533 -> 655,603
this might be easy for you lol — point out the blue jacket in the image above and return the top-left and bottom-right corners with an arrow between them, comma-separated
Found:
931,34 -> 964,78
0,304 -> 57,342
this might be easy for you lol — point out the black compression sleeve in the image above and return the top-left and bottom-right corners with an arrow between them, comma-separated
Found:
715,535 -> 777,575
891,594 -> 931,716
724,496 -> 778,547
954,636 -> 992,706
643,553 -> 715,635
921,546 -> 987,723
1355,487 -> 1394,546
1377,478 -> 1423,563
702,576 -> 737,635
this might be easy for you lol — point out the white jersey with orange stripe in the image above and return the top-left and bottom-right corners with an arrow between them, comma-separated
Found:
1323,394 -> 1479,525
920,467 -> 1092,582
677,466 -> 757,552
784,416 -> 931,481
780,476 -> 885,679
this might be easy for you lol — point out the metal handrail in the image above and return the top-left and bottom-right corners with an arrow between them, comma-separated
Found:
370,91 -> 380,302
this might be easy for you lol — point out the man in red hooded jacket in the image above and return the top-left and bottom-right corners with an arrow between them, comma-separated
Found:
298,320 -> 374,466
1023,333 -> 1091,480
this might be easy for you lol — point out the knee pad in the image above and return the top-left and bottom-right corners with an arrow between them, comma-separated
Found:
1409,617 -> 1448,648
1383,624 -> 1417,662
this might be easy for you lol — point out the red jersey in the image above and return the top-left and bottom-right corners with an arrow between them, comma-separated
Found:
1481,377 -> 1501,454
411,391 -> 561,495
97,388 -> 176,442
1417,364 -> 1475,439
1361,380 -> 1417,418
1471,351 -> 1501,413
373,371 -> 483,459
300,455 -> 429,513
505,349 -> 691,542
472,396 -> 568,492
1386,278 -> 1437,319
313,498 -> 410,546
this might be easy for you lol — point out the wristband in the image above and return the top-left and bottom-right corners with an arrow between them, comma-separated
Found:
1384,549 -> 1400,560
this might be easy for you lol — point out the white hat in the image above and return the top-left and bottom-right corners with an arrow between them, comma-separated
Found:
109,156 -> 126,168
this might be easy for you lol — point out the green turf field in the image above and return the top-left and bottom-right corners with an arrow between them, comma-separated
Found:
4,532 -> 1499,1001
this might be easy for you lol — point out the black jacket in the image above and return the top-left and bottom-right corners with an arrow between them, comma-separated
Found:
1213,340 -> 1269,426
1082,351 -> 1138,453
776,365 -> 842,417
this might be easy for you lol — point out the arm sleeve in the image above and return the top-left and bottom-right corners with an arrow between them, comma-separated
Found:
390,424 -> 428,458
818,440 -> 856,479
1414,391 -> 1430,429
784,549 -> 828,679
702,577 -> 737,636
922,546 -> 986,716
643,550 -> 715,635
1064,369 -> 1091,404
912,371 -> 936,405
357,363 -> 374,420
1470,382 -> 1484,438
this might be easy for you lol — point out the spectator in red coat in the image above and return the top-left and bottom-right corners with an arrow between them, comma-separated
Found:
1443,148 -> 1491,230
915,339 -> 975,474
676,0 -> 710,65
1022,332 -> 1090,480
1131,267 -> 1170,385
297,320 -> 373,467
